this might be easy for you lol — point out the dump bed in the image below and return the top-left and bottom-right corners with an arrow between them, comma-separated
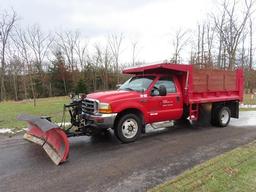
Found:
187,66 -> 244,104
123,63 -> 244,105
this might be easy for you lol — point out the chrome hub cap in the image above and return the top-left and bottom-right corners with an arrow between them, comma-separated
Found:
221,109 -> 229,124
121,118 -> 138,139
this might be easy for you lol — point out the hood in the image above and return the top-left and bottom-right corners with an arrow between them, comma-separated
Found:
87,90 -> 141,103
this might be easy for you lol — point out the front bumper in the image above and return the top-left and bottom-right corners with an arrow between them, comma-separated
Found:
81,113 -> 118,129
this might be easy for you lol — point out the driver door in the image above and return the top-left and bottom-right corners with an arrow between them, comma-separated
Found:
146,76 -> 183,123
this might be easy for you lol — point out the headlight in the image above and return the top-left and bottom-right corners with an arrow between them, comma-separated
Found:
98,103 -> 112,114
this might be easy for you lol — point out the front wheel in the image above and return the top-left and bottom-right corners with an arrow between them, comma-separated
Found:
114,113 -> 142,143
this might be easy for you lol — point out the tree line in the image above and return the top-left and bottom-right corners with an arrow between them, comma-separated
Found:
0,0 -> 256,104
171,0 -> 256,93
0,10 -> 129,105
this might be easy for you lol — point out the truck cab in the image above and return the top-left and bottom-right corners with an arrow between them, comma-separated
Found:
81,73 -> 183,142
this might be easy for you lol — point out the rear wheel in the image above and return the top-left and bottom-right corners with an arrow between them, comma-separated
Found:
114,113 -> 142,143
211,106 -> 231,127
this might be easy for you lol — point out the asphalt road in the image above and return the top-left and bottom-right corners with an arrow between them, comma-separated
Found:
0,111 -> 256,192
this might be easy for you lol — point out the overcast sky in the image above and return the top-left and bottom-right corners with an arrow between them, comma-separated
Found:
1,0 -> 216,64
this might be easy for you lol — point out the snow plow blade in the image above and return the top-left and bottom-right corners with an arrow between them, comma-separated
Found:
17,114 -> 69,165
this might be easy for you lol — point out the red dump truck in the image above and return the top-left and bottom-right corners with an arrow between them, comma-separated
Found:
19,62 -> 244,165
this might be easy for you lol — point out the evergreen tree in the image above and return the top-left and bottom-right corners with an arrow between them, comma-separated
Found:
75,79 -> 88,94
48,51 -> 71,96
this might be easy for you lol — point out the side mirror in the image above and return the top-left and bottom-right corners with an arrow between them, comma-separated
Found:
159,85 -> 167,96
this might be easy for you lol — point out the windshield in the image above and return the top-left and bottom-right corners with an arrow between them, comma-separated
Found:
119,76 -> 155,91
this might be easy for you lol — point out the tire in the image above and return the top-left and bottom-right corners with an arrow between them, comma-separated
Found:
114,113 -> 142,143
210,109 -> 218,126
212,106 -> 231,127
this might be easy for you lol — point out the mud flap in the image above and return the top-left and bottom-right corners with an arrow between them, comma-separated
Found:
18,114 -> 69,165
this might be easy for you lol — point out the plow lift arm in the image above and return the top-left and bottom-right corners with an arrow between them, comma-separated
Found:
18,114 -> 70,165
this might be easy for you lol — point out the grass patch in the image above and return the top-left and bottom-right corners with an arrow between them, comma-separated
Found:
239,94 -> 256,111
243,94 -> 256,105
240,108 -> 256,111
0,96 -> 69,130
150,141 -> 256,192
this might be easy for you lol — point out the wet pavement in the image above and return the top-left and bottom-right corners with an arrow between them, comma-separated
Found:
0,111 -> 256,192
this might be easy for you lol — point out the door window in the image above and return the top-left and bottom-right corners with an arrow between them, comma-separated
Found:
152,77 -> 176,95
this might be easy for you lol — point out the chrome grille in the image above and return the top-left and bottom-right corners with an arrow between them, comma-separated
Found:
82,99 -> 97,114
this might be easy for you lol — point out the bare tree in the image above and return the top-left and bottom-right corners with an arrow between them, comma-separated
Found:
56,31 -> 80,89
0,9 -> 17,101
214,0 -> 254,69
196,25 -> 201,64
206,22 -> 216,66
56,31 -> 79,71
50,49 -> 68,95
248,18 -> 254,94
171,29 -> 189,64
108,33 -> 124,83
12,27 -> 37,106
26,25 -> 53,72
74,38 -> 88,70
239,31 -> 247,68
249,18 -> 253,70
103,45 -> 112,89
131,40 -> 138,66
201,24 -> 205,65
88,44 -> 104,91
7,55 -> 23,100
216,10 -> 226,68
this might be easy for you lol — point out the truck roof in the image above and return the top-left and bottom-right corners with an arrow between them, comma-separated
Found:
123,63 -> 192,74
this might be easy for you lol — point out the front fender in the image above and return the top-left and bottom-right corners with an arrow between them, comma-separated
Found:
112,101 -> 149,123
